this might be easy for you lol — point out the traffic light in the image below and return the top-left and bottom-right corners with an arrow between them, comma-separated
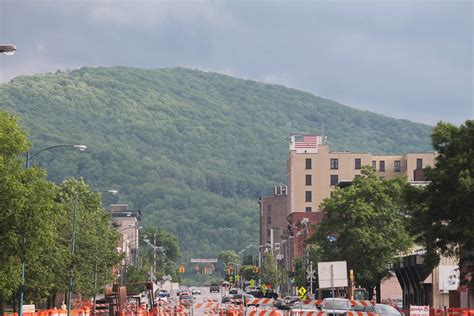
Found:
178,263 -> 185,273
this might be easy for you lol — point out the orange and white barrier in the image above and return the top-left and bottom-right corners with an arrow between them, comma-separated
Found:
346,312 -> 379,316
350,301 -> 376,307
289,312 -> 326,316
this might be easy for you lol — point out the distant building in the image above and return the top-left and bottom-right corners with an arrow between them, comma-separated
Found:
111,204 -> 141,267
259,186 -> 288,253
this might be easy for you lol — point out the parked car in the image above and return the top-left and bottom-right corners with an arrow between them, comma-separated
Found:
232,293 -> 258,307
191,287 -> 201,295
281,296 -> 301,310
229,288 -> 239,295
221,295 -> 233,304
321,298 -> 352,315
210,283 -> 220,293
353,304 -> 403,316
158,289 -> 170,298
290,302 -> 320,312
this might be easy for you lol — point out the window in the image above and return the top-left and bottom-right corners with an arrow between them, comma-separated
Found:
266,229 -> 271,239
305,158 -> 312,170
394,160 -> 401,172
305,191 -> 312,202
267,216 -> 271,225
305,207 -> 312,212
330,158 -> 339,170
355,158 -> 361,170
330,175 -> 339,186
372,160 -> 376,170
267,204 -> 272,213
305,174 -> 312,186
379,160 -> 385,172
416,158 -> 423,169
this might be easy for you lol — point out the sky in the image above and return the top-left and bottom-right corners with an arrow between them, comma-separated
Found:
0,0 -> 472,125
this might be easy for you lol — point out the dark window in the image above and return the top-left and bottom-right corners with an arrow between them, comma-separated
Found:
330,175 -> 339,186
394,160 -> 401,172
330,158 -> 339,170
267,216 -> 271,225
267,204 -> 272,212
305,174 -> 312,186
379,160 -> 385,172
266,229 -> 271,239
355,158 -> 361,170
372,160 -> 376,170
305,158 -> 312,170
416,158 -> 423,169
305,191 -> 312,202
305,207 -> 312,212
355,175 -> 361,178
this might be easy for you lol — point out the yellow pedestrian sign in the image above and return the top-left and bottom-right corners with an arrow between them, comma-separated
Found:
235,275 -> 240,282
261,284 -> 267,294
249,279 -> 255,288
298,287 -> 307,299
229,275 -> 233,283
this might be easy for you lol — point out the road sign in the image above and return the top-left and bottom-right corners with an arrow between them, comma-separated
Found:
306,267 -> 316,281
298,287 -> 307,299
235,275 -> 240,282
318,261 -> 348,288
229,275 -> 233,283
249,279 -> 255,287
261,284 -> 267,294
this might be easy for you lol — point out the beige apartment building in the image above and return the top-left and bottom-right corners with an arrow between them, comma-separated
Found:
287,134 -> 436,213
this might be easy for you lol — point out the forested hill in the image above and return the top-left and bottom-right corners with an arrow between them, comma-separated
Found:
0,66 -> 432,258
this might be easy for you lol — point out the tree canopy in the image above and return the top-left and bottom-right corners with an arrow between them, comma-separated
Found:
308,167 -> 413,292
410,120 -> 474,283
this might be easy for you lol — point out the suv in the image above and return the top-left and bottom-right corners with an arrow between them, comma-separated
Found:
210,283 -> 220,293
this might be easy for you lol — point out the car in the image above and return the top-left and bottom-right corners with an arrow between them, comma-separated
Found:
273,298 -> 284,309
232,293 -> 258,307
191,287 -> 201,295
158,289 -> 170,298
229,288 -> 239,295
210,283 -> 220,293
281,296 -> 301,310
221,295 -> 233,304
290,302 -> 320,312
321,298 -> 352,315
353,304 -> 403,316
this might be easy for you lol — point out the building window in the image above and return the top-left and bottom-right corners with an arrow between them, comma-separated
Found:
266,229 -> 271,239
394,160 -> 401,172
267,216 -> 271,225
416,158 -> 423,169
372,160 -> 376,170
305,174 -> 312,186
330,175 -> 339,186
355,158 -> 361,170
267,204 -> 272,213
305,158 -> 312,170
305,207 -> 312,212
379,160 -> 385,172
305,191 -> 312,202
330,158 -> 339,170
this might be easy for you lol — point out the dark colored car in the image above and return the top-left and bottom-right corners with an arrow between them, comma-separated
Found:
210,283 -> 220,293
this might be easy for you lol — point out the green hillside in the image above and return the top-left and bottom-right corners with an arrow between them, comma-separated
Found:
0,66 -> 432,259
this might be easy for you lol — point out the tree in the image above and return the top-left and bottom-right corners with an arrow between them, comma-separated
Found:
261,253 -> 279,287
308,167 -> 413,294
0,111 -> 57,307
410,120 -> 474,285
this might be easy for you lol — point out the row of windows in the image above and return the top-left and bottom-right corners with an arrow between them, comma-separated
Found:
306,158 -> 423,172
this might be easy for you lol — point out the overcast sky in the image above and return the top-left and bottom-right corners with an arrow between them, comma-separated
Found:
1,0 -> 472,125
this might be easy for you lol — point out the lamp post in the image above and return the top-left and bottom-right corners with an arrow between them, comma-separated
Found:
20,144 -> 86,316
0,44 -> 16,55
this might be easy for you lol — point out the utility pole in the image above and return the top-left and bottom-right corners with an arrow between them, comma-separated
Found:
152,233 -> 157,283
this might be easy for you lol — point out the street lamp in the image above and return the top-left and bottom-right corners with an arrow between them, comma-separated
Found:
0,44 -> 16,55
19,144 -> 86,316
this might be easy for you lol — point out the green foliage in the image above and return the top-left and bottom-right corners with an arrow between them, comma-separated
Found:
261,253 -> 279,286
309,167 -> 413,290
0,67 -> 432,260
410,120 -> 474,284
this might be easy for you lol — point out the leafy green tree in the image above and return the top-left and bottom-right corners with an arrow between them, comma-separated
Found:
410,120 -> 474,285
261,253 -> 279,287
0,111 -> 57,307
140,227 -> 180,281
309,167 -> 413,294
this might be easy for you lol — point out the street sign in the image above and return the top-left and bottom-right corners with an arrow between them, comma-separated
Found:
298,287 -> 307,299
235,275 -> 240,282
306,267 -> 316,281
317,261 -> 348,288
261,284 -> 267,294
249,279 -> 255,287
229,275 -> 233,283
